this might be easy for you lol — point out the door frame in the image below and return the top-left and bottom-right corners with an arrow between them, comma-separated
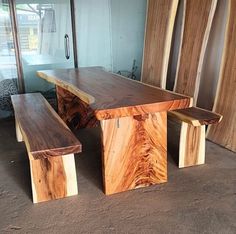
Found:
8,0 -> 25,93
7,0 -> 78,93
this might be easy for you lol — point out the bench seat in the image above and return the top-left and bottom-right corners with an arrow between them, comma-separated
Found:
11,93 -> 82,203
168,107 -> 222,126
168,107 -> 222,168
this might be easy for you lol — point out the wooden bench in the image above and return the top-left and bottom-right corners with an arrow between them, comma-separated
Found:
168,107 -> 222,168
11,93 -> 82,203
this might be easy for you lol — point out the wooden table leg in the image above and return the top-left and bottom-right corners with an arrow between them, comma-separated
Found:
100,112 -> 167,195
30,154 -> 78,203
56,86 -> 99,130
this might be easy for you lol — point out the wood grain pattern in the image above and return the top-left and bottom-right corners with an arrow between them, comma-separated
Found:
30,154 -> 78,203
169,107 -> 222,126
37,67 -> 192,194
166,0 -> 219,168
174,0 -> 217,103
56,86 -> 99,130
11,93 -> 82,160
12,93 -> 80,203
179,123 -> 205,168
207,0 -> 236,152
101,112 -> 167,195
37,67 -> 192,120
168,117 -> 205,168
142,0 -> 179,88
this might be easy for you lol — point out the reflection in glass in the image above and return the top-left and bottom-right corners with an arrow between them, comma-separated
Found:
0,0 -> 18,118
16,0 -> 74,93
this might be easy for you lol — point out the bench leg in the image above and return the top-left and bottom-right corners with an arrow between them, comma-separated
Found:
100,112 -> 167,195
168,118 -> 205,168
29,154 -> 78,203
179,123 -> 205,168
15,119 -> 23,142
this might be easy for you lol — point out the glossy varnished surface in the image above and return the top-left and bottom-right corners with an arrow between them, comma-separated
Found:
101,112 -> 167,195
169,107 -> 222,126
11,93 -> 82,160
37,67 -> 192,120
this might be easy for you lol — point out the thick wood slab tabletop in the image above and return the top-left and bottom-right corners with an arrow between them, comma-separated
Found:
11,93 -> 82,160
37,67 -> 192,120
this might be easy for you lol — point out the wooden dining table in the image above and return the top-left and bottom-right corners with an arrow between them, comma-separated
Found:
37,67 -> 192,195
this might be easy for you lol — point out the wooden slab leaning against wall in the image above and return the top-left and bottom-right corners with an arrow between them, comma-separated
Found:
141,0 -> 179,88
174,0 -> 218,103
207,0 -> 236,152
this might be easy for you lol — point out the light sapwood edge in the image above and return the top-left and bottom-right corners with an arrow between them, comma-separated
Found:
206,0 -> 231,138
168,108 -> 222,127
62,154 -> 78,196
161,0 -> 179,89
141,0 -> 179,89
199,125 -> 206,165
38,68 -> 193,105
16,120 -> 34,160
194,0 -> 218,105
179,122 -> 187,168
37,71 -> 95,105
140,0 -> 150,83
173,0 -> 186,92
15,118 -> 23,142
29,156 -> 37,203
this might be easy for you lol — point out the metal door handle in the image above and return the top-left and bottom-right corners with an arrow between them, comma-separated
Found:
64,34 -> 70,60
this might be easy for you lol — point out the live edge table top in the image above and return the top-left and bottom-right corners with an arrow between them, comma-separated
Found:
37,67 -> 192,120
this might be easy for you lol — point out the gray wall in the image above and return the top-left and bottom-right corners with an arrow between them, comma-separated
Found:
75,0 -> 147,80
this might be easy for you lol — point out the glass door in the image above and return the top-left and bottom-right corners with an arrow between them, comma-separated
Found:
15,0 -> 75,93
0,0 -> 19,118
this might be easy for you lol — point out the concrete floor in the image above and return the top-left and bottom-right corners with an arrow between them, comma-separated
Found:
0,118 -> 235,234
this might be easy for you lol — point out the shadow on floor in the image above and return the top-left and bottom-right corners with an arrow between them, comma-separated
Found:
74,127 -> 103,192
0,118 -> 32,201
0,118 -> 179,200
